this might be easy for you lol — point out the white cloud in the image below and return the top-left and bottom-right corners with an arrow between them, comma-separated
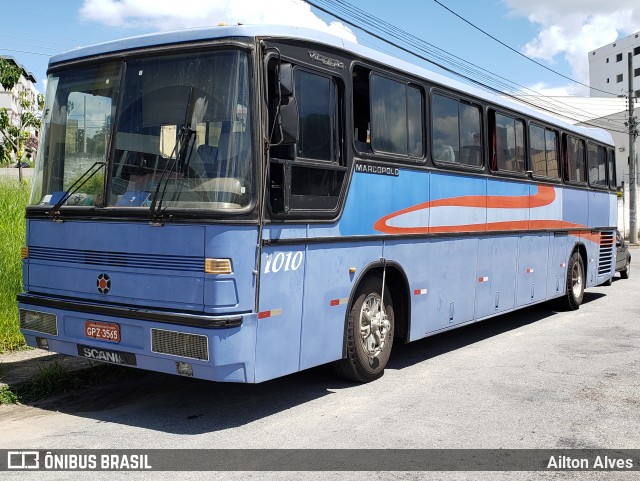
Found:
503,0 -> 640,94
79,0 -> 356,42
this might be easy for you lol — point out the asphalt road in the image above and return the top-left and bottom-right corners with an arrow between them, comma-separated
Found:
1,250 -> 639,481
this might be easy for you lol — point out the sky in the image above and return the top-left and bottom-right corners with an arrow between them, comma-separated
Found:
2,0 -> 640,101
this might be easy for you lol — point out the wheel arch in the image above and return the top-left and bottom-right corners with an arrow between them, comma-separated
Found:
573,241 -> 588,277
340,260 -> 411,358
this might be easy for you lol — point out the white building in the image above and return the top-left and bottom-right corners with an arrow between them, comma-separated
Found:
0,56 -> 39,161
586,32 -> 640,238
588,31 -> 640,98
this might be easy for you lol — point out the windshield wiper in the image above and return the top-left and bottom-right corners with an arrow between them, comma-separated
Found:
148,126 -> 195,224
149,87 -> 196,225
47,161 -> 106,219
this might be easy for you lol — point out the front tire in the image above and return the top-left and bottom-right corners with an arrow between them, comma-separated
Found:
333,276 -> 394,383
559,251 -> 584,310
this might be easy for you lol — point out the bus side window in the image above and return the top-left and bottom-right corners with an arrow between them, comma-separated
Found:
431,93 -> 482,167
565,135 -> 586,184
587,143 -> 608,188
267,58 -> 346,216
352,66 -> 424,159
530,124 -> 559,179
352,66 -> 371,152
492,111 -> 526,173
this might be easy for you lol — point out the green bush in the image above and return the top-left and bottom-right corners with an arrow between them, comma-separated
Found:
0,177 -> 30,352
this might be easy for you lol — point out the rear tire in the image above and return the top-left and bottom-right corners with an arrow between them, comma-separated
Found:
333,276 -> 394,383
621,257 -> 630,279
558,251 -> 584,311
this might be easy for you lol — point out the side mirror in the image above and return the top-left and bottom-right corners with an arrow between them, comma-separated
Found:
278,63 -> 294,97
268,62 -> 298,146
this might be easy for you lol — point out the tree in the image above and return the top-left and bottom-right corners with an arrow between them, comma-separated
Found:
0,58 -> 44,181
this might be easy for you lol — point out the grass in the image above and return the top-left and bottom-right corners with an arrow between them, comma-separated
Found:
0,362 -> 141,405
0,177 -> 30,352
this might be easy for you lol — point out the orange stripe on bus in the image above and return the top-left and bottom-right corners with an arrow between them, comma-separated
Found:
374,186 -> 556,233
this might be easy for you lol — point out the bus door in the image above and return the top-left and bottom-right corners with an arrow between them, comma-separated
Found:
255,43 -> 349,382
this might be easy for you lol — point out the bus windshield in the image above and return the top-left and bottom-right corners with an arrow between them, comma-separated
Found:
31,50 -> 253,212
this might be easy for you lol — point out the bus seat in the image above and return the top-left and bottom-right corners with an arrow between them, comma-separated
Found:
437,145 -> 455,162
197,144 -> 219,177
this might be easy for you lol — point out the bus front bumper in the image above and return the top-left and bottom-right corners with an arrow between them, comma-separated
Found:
18,293 -> 258,383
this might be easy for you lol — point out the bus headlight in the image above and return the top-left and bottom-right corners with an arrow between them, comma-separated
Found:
19,309 -> 58,336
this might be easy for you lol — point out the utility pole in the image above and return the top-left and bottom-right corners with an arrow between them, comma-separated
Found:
628,52 -> 638,244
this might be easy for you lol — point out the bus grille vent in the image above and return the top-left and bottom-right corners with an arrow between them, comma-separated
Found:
151,329 -> 209,361
598,231 -> 615,276
28,247 -> 203,272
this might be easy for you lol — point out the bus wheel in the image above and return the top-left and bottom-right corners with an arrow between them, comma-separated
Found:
560,251 -> 585,310
333,276 -> 394,383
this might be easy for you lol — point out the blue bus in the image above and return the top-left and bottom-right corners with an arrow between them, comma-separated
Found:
19,25 -> 617,383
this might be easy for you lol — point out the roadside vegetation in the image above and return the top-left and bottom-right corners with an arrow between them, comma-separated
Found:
0,177 -> 30,352
0,362 -> 139,405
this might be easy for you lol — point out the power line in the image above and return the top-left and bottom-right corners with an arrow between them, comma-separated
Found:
318,0 -> 614,124
0,40 -> 65,54
430,0 -> 620,97
0,33 -> 77,49
325,0 -> 621,127
0,47 -> 52,57
305,0 -> 626,133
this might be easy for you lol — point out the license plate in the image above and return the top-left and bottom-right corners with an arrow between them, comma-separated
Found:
77,344 -> 137,366
85,321 -> 120,343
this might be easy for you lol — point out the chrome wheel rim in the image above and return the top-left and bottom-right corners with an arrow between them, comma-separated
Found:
359,293 -> 391,358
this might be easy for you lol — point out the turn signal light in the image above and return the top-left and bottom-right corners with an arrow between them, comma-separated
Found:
20,246 -> 28,259
205,258 -> 232,274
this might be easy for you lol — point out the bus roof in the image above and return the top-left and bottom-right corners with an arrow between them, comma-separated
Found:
50,24 -> 613,146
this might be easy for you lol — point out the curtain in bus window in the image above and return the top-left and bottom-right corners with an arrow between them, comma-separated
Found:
459,103 -> 482,166
588,144 -> 607,187
431,94 -> 459,163
566,136 -> 586,183
494,114 -> 525,173
530,124 -> 546,177
545,130 -> 559,179
295,70 -> 337,162
371,75 -> 407,155
407,86 -> 423,158
607,150 -> 616,188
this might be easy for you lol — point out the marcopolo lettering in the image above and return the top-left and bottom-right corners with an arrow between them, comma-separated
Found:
355,162 -> 399,177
